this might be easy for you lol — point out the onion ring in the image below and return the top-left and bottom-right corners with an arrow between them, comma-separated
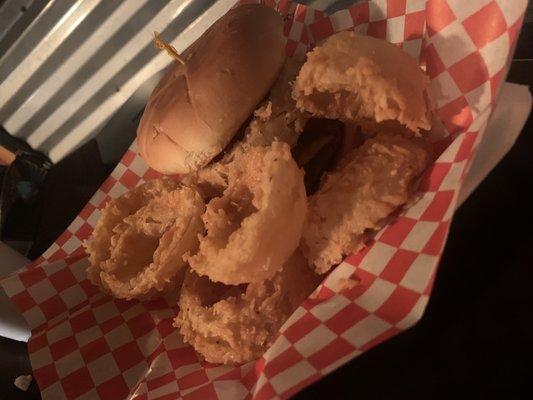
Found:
187,142 -> 307,285
292,31 -> 430,133
301,132 -> 431,273
174,250 -> 320,364
86,180 -> 205,300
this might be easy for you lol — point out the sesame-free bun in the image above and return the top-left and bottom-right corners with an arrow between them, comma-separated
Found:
137,4 -> 286,174
292,31 -> 431,133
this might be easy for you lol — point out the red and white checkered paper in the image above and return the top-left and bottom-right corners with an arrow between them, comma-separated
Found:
1,0 -> 527,398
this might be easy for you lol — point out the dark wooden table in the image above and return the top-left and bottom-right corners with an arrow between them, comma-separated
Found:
1,9 -> 532,400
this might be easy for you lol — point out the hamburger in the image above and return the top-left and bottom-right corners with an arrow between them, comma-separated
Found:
137,4 -> 287,174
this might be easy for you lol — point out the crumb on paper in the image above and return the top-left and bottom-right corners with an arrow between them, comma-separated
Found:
254,101 -> 272,120
337,277 -> 360,291
14,375 -> 32,391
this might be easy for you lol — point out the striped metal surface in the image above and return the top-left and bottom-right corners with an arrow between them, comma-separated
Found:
0,0 -> 356,163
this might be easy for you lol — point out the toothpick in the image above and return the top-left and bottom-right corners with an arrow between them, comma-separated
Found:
153,32 -> 186,65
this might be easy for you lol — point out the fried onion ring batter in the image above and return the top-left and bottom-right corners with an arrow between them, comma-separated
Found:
242,58 -> 307,148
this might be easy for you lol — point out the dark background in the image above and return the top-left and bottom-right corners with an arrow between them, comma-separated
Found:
1,5 -> 532,400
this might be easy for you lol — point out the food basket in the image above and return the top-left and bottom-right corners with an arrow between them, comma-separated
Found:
0,0 -> 529,399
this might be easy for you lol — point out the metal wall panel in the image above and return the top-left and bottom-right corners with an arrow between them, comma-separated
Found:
0,0 -> 356,162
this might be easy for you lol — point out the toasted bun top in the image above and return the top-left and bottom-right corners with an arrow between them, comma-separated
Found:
292,31 -> 431,133
137,4 -> 286,174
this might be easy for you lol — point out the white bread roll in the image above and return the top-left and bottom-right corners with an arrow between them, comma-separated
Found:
137,4 -> 286,174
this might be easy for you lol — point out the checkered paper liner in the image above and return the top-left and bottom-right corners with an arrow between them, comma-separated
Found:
1,0 -> 527,398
